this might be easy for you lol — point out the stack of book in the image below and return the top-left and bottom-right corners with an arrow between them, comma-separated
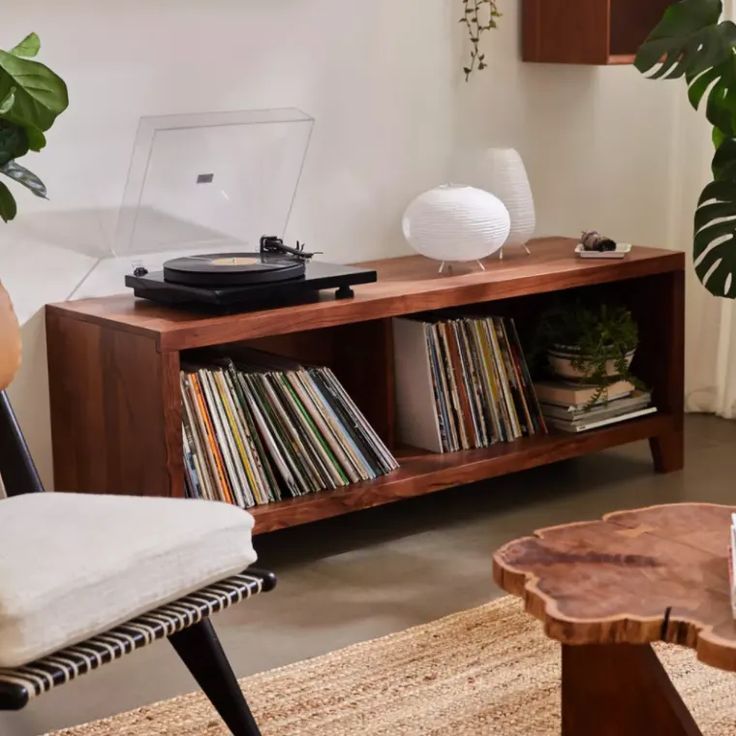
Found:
180,350 -> 399,508
393,315 -> 546,453
534,379 -> 656,433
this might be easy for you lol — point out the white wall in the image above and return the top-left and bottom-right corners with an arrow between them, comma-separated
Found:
0,0 -> 679,486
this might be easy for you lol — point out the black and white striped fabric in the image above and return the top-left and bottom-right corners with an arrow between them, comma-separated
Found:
0,571 -> 270,710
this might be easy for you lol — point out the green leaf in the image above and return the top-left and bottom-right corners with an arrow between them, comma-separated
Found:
0,160 -> 47,199
711,137 -> 736,180
0,88 -> 15,115
694,179 -> 736,297
635,0 -> 736,80
0,50 -> 68,133
686,55 -> 736,136
10,33 -> 41,59
24,126 -> 45,151
713,125 -> 728,149
0,121 -> 28,166
0,180 -> 17,222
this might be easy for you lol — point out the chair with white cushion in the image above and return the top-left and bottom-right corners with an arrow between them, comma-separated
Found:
0,282 -> 274,736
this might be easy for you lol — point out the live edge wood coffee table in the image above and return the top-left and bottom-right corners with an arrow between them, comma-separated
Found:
493,503 -> 736,736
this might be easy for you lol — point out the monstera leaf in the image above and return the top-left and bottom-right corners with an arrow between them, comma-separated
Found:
694,180 -> 736,297
694,138 -> 736,297
636,0 -> 736,79
636,0 -> 736,135
637,0 -> 736,299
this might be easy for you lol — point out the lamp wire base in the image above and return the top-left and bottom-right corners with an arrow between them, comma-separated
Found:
438,260 -> 487,274
499,243 -> 533,261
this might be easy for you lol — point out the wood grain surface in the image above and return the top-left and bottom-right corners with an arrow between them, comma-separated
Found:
46,239 -> 685,352
45,239 -> 686,533
493,503 -> 736,672
252,414 -> 674,534
523,0 -> 611,64
522,0 -> 672,64
562,643 -> 703,736
46,311 -> 185,497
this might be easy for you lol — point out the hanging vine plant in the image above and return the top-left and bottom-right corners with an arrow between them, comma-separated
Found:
460,0 -> 501,81
636,0 -> 736,298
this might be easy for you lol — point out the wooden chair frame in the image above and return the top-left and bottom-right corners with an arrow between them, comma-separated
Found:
0,285 -> 273,736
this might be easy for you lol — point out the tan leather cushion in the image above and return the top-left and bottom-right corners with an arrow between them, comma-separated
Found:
0,283 -> 20,390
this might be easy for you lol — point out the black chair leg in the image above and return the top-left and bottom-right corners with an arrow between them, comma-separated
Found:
169,618 -> 262,736
0,391 -> 45,495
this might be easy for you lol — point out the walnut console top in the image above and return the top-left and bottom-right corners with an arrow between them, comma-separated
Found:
47,238 -> 684,352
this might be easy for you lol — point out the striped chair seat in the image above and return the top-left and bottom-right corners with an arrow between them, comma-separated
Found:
0,570 -> 274,710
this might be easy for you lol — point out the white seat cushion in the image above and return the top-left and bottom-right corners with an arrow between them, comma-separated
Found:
0,493 -> 257,668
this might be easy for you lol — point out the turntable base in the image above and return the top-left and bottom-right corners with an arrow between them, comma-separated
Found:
125,259 -> 377,310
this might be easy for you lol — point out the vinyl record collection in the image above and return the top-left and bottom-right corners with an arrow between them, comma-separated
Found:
180,351 -> 399,508
393,315 -> 547,453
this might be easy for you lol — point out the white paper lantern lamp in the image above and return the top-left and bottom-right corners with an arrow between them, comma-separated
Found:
402,185 -> 510,271
481,148 -> 536,257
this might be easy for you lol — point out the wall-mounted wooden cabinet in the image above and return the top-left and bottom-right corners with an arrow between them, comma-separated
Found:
522,0 -> 673,65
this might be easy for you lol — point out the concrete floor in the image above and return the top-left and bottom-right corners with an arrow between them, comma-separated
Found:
4,414 -> 736,736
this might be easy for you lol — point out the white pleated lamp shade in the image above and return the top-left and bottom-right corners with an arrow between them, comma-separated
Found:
480,148 -> 536,248
402,185 -> 510,263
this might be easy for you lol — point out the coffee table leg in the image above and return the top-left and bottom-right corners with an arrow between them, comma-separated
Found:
561,644 -> 702,736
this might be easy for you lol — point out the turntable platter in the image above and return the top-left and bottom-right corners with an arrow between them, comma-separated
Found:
163,252 -> 306,287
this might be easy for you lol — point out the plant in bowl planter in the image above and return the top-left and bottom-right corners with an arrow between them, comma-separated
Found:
535,303 -> 643,407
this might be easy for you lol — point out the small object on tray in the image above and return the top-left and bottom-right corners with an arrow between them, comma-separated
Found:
581,230 -> 617,252
577,230 -> 630,259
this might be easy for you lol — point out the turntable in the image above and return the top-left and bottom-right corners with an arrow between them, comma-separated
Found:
117,108 -> 376,311
126,236 -> 376,308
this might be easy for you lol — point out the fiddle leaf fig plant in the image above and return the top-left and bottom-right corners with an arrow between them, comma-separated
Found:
0,33 -> 68,222
636,0 -> 736,298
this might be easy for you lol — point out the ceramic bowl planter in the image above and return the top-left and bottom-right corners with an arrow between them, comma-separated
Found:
547,344 -> 636,382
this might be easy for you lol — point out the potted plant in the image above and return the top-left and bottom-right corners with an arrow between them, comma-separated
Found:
534,303 -> 642,406
0,32 -> 68,222
0,30 -> 67,389
636,0 -> 736,299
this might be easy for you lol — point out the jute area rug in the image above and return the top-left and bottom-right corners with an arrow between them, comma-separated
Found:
50,596 -> 736,736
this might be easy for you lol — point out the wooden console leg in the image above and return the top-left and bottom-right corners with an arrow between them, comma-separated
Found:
649,429 -> 684,474
562,644 -> 702,736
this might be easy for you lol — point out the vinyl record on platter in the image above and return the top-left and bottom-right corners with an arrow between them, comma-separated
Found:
163,252 -> 306,287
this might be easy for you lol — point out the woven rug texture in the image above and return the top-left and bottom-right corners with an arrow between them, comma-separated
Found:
49,596 -> 736,735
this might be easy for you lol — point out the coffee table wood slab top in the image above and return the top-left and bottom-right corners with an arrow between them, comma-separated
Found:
493,503 -> 736,674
